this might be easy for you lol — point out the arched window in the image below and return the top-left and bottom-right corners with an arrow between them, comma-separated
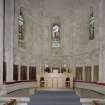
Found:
89,7 -> 95,40
17,7 -> 25,48
51,24 -> 61,48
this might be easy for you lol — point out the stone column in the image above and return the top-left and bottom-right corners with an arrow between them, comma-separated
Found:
37,64 -> 40,87
91,65 -> 94,82
27,66 -> 29,80
18,64 -> 21,80
82,66 -> 85,81
6,0 -> 14,81
99,0 -> 104,82
0,0 -> 3,84
60,64 -> 61,73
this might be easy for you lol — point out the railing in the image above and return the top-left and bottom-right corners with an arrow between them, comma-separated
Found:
4,99 -> 16,105
4,81 -> 37,95
74,80 -> 105,94
74,80 -> 105,86
4,80 -> 37,85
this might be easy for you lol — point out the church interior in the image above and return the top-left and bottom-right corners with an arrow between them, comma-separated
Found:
0,0 -> 105,105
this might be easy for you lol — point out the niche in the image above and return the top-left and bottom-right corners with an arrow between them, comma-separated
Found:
44,67 -> 51,73
40,77 -> 45,87
65,77 -> 70,88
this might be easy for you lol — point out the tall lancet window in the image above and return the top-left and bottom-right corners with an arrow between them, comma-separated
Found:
89,7 -> 95,40
52,24 -> 61,48
17,7 -> 25,48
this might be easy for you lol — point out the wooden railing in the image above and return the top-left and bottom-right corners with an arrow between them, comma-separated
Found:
4,99 -> 16,105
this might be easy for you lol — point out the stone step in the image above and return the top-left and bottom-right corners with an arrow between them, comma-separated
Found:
35,91 -> 75,95
30,98 -> 80,102
31,94 -> 80,98
29,102 -> 82,105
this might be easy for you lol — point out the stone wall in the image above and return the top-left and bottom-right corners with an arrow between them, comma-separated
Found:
12,0 -> 100,68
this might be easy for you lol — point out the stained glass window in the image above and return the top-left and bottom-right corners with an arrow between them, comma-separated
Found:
52,24 -> 61,48
17,7 -> 25,48
89,7 -> 95,40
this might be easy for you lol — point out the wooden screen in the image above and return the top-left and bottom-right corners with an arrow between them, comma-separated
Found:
13,64 -> 18,81
21,65 -> 27,80
29,66 -> 36,81
75,67 -> 83,80
3,62 -> 6,82
85,66 -> 91,82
